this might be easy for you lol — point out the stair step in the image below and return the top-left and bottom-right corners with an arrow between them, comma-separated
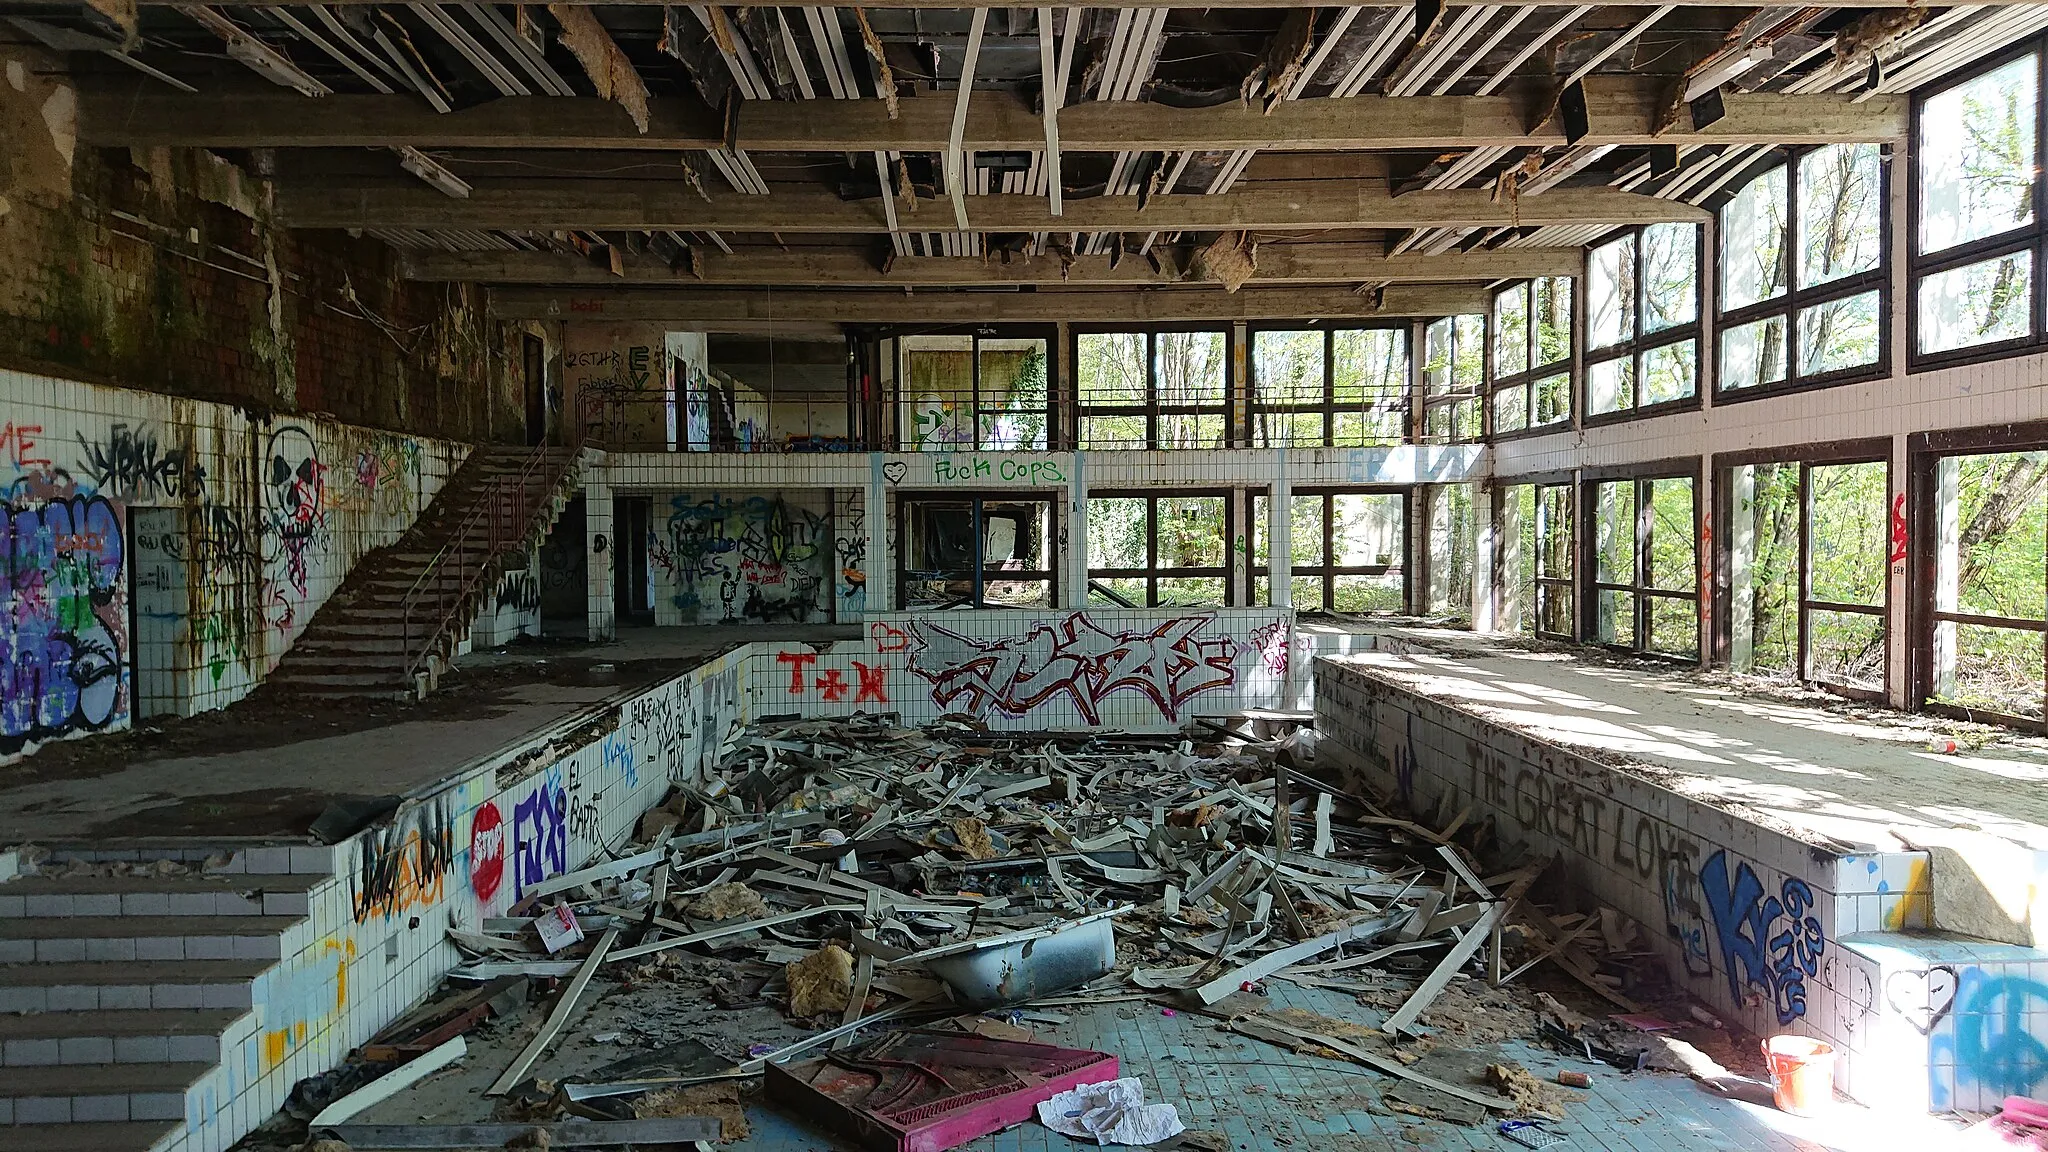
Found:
0,1122 -> 176,1150
0,960 -> 270,1013
0,1009 -> 243,1067
0,876 -> 317,919
0,917 -> 300,964
1,1062 -> 210,1124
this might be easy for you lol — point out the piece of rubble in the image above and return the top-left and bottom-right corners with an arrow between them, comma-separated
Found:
687,882 -> 768,922
635,1082 -> 751,1142
787,944 -> 856,1017
1484,1062 -> 1568,1119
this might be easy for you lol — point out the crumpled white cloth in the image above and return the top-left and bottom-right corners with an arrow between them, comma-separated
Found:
1036,1077 -> 1186,1146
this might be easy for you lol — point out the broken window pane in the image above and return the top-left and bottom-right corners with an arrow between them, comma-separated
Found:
1588,236 -> 1636,350
1423,317 -> 1455,396
1332,493 -> 1402,567
1917,252 -> 2032,353
1533,373 -> 1570,426
1798,144 -> 1882,288
1646,478 -> 1696,592
1919,54 -> 2038,255
1808,462 -> 1888,607
1155,331 -> 1227,405
1594,481 -> 1636,586
1720,315 -> 1789,391
976,338 -> 1048,451
1939,623 -> 2045,719
1732,463 -> 1801,676
1253,329 -> 1324,407
1157,496 -> 1226,570
1331,328 -> 1407,446
1809,609 -> 1885,691
1493,384 -> 1528,434
1537,483 -> 1574,636
1722,165 -> 1788,312
1077,332 -> 1145,404
1087,497 -> 1148,571
1948,451 -> 2048,622
1798,292 -> 1882,376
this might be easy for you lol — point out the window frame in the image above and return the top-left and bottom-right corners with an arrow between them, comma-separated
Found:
1531,478 -> 1577,641
896,493 -> 1061,610
1909,420 -> 2048,731
1909,41 -> 2048,371
1420,314 -> 1485,444
1711,440 -> 1892,702
1245,323 -> 1412,448
1250,488 -> 1411,614
1714,146 -> 1892,403
881,324 -> 1058,452
1071,324 -> 1233,450
1582,223 -> 1705,426
1487,277 -> 1575,440
1085,489 -> 1238,608
1579,463 -> 1704,661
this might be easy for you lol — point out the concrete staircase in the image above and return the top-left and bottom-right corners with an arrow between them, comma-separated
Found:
0,843 -> 335,1152
264,443 -> 586,698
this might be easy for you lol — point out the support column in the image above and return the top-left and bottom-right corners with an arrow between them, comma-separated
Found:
1497,487 -> 1525,633
1472,484 -> 1497,632
584,471 -> 616,642
1728,464 -> 1757,671
1885,434 -> 1912,709
867,453 -> 891,615
1929,449 -> 1961,705
1062,453 -> 1088,608
1269,449 -> 1291,609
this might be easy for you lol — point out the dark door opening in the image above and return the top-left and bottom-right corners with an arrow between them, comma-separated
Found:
614,496 -> 654,626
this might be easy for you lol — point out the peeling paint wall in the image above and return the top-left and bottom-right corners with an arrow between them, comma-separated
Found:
3,367 -> 465,763
0,45 -> 515,442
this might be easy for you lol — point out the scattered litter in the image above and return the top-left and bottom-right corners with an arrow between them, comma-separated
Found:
534,904 -> 585,953
1556,1069 -> 1591,1088
1036,1077 -> 1185,1146
1500,1118 -> 1568,1148
1485,1063 -> 1568,1120
687,882 -> 769,921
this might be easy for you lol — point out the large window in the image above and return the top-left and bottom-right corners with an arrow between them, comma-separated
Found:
896,333 -> 1050,451
1723,455 -> 1888,695
1252,490 -> 1407,613
1076,329 -> 1229,448
1718,146 -> 1887,396
1249,327 -> 1409,447
1913,50 -> 2043,362
898,496 -> 1057,608
1535,482 -> 1575,639
1585,224 -> 1701,419
1489,278 -> 1573,436
1921,442 -> 2048,725
1087,491 -> 1232,607
1421,315 -> 1483,442
1586,473 -> 1700,659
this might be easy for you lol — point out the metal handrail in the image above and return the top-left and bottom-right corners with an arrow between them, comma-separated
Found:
396,413 -> 586,689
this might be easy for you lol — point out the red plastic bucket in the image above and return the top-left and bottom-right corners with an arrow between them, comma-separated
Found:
1762,1035 -> 1837,1116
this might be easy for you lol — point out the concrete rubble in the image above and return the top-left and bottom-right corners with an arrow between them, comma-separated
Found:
271,712 -> 1752,1150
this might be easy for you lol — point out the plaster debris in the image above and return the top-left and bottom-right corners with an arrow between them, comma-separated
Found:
785,944 -> 855,1017
686,882 -> 769,921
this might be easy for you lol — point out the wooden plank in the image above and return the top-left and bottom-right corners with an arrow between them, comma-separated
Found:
485,926 -> 619,1096
309,1037 -> 467,1127
607,903 -> 864,962
523,847 -> 666,900
1381,861 -> 1548,1035
322,1119 -> 719,1148
84,82 -> 1908,151
1186,912 -> 1404,1005
1228,1017 -> 1512,1113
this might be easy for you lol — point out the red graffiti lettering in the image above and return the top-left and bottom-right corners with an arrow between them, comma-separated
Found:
1890,492 -> 1909,564
908,612 -> 1238,725
870,621 -> 909,652
777,649 -> 818,693
0,422 -> 48,471
470,802 -> 505,902
816,669 -> 848,701
854,660 -> 888,703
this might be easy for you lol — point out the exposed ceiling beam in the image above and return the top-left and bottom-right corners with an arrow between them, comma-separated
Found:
79,79 -> 1907,153
121,0 -> 2001,8
485,284 -> 1491,323
400,244 -> 1585,286
279,180 -> 1707,232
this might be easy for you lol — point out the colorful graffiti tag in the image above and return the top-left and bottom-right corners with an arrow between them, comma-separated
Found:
513,773 -> 568,897
349,798 -> 456,922
649,492 -> 828,624
1699,849 -> 1826,1025
1,493 -> 128,756
906,612 -> 1237,725
1932,968 -> 2048,1109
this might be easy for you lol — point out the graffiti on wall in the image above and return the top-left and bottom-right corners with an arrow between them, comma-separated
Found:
649,492 -> 827,624
834,488 -> 864,618
513,771 -> 568,897
261,425 -> 328,602
1699,849 -> 1826,1025
1,493 -> 128,756
470,800 -> 506,903
1249,619 -> 1289,677
349,797 -> 456,922
1931,968 -> 2048,1108
75,422 -> 195,500
774,650 -> 890,704
906,612 -> 1237,725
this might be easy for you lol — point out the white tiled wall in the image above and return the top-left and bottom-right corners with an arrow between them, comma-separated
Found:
0,369 -> 465,764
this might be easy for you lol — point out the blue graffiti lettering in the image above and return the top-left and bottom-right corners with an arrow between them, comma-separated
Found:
512,775 -> 567,897
1699,849 -> 1825,1025
2,494 -> 128,756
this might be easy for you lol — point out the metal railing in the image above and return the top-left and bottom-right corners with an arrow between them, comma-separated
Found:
397,420 -> 581,690
581,388 -> 859,454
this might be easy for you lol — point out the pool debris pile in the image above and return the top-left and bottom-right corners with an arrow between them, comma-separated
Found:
293,713 -> 1684,1150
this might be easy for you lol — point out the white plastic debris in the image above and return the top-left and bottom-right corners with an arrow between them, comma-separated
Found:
534,903 -> 586,953
1035,1077 -> 1185,1146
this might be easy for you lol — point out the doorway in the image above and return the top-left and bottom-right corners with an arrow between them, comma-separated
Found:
613,496 -> 654,626
523,333 -> 548,446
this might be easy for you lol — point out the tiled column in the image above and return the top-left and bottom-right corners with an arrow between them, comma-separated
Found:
584,471 -> 616,641
1269,448 -> 1291,608
1062,453 -> 1087,608
866,453 -> 891,614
